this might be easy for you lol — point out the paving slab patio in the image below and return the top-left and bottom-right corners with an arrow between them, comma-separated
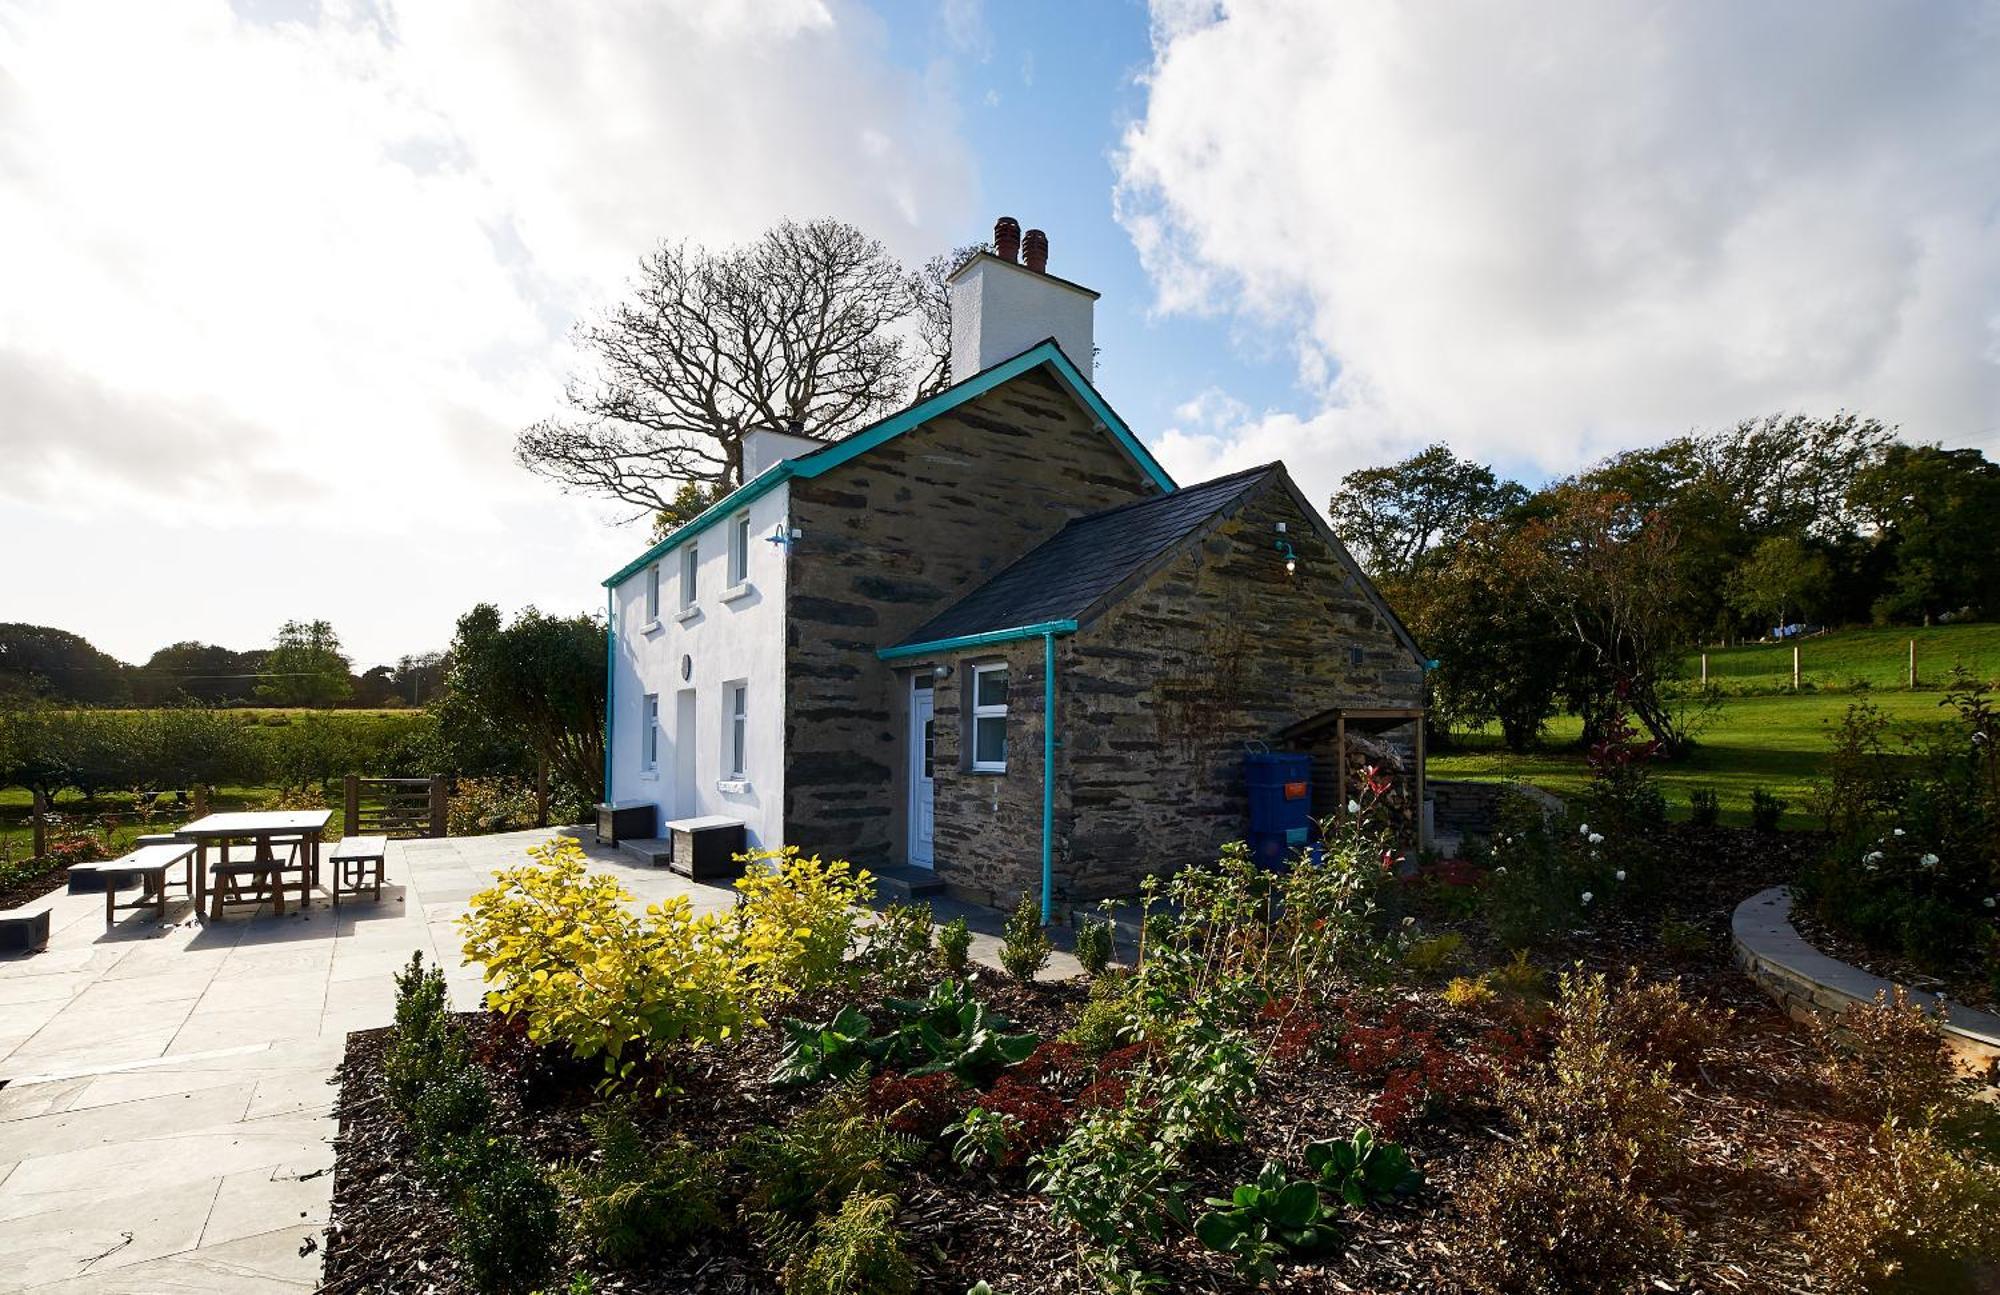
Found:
0,827 -> 728,1293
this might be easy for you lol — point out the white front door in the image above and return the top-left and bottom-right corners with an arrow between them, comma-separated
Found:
908,678 -> 935,867
673,688 -> 698,819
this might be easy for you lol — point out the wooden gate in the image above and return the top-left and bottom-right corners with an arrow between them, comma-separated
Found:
343,776 -> 446,839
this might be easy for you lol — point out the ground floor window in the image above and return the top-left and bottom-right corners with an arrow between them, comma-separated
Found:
726,682 -> 748,778
971,663 -> 1008,771
642,692 -> 660,771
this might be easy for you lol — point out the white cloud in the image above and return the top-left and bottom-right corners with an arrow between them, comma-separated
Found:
0,0 -> 974,662
1116,0 -> 2000,509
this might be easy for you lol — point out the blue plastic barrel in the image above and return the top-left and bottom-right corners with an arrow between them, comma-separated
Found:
1244,752 -> 1313,837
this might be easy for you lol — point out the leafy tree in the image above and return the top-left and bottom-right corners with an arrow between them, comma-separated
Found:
517,219 -> 955,520
0,623 -> 130,704
1725,536 -> 1832,633
440,604 -> 605,804
132,641 -> 265,706
1849,444 -> 2000,624
391,652 -> 448,707
1327,443 -> 1527,584
258,620 -> 353,707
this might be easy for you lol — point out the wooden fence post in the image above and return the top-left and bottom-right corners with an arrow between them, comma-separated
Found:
31,789 -> 47,861
344,775 -> 361,838
1909,638 -> 1916,690
1792,645 -> 1800,692
429,777 -> 448,839
535,757 -> 549,829
1700,652 -> 1708,686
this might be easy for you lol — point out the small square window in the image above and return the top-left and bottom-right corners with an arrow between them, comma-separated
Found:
970,663 -> 1008,772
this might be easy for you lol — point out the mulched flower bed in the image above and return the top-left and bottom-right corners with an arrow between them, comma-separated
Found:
0,857 -> 70,912
1790,903 -> 2000,1016
322,824 -> 1904,1294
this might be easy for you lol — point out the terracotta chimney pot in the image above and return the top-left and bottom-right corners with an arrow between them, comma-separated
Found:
993,216 -> 1021,263
1022,227 -> 1048,273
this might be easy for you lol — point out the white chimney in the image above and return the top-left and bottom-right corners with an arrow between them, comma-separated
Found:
948,218 -> 1097,381
741,423 -> 822,478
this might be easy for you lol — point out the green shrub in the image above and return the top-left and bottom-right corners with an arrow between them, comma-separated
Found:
385,952 -> 466,1115
1819,988 -> 1969,1126
864,903 -> 935,993
733,1084 -> 916,1225
1802,1121 -> 2000,1293
447,777 -> 542,837
780,1189 -> 916,1295
1401,932 -> 1464,979
1749,787 -> 1787,831
998,892 -> 1051,982
1071,915 -> 1114,976
1060,973 -> 1136,1058
1194,1161 -> 1339,1282
732,846 -> 875,1000
1305,1126 -> 1423,1207
946,1106 -> 1021,1174
564,1104 -> 723,1265
1688,787 -> 1720,827
408,1066 -> 494,1166
450,1138 -> 562,1294
936,915 -> 972,976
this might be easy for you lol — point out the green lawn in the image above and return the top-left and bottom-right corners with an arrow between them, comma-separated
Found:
1685,622 -> 2000,695
1429,690 -> 1967,830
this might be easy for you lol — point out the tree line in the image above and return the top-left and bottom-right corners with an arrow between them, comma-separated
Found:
1330,416 -> 2000,754
1,604 -> 607,809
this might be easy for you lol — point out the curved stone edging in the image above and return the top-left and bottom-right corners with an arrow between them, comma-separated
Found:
1731,886 -> 2000,1079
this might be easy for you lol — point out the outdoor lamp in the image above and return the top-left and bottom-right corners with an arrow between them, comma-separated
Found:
1274,538 -> 1297,575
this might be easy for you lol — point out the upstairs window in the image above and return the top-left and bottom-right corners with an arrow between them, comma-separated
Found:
679,543 -> 699,609
728,512 -> 751,586
971,663 -> 1008,772
644,562 -> 660,621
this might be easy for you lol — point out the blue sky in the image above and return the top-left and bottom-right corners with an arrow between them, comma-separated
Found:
2,0 -> 1994,667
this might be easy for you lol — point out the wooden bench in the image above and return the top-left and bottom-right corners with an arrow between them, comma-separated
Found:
102,842 -> 198,926
328,835 -> 387,905
208,841 -> 309,920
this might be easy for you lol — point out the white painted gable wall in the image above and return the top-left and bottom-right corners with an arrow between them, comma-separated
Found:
608,480 -> 790,851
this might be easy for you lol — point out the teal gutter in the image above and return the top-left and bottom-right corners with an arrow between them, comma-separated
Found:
602,587 -> 615,801
874,620 -> 1077,662
601,340 -> 1176,590
1041,629 -> 1057,925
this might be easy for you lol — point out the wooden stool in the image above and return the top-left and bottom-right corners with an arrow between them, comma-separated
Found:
328,835 -> 387,905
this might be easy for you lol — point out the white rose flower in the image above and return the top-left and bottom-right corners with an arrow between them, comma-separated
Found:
1864,851 -> 1884,864
1984,896 -> 1996,909
1580,891 -> 1594,905
1347,799 -> 1361,815
1493,866 -> 1508,877
1615,870 -> 1627,882
1589,832 -> 1605,846
1893,828 -> 1906,837
1920,853 -> 1940,868
1579,823 -> 1591,836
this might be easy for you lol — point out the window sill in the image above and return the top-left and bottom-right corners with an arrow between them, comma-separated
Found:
637,771 -> 658,783
968,766 -> 1008,776
720,582 -> 756,604
640,618 -> 663,636
716,779 -> 751,794
674,605 -> 701,624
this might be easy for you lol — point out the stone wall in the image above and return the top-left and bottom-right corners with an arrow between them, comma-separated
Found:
1042,474 -> 1423,900
1429,778 -> 1565,845
782,367 -> 1160,866
926,635 -> 1056,907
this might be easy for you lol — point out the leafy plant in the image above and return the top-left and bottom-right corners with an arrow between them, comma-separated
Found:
1749,786 -> 1787,831
385,951 -> 465,1113
1487,949 -> 1549,998
1802,1120 -> 2000,1293
1305,1126 -> 1423,1207
563,1104 -> 722,1265
1687,786 -> 1720,827
1032,1103 -> 1186,1263
733,846 -> 875,998
1061,972 -> 1137,1058
1193,1161 -> 1340,1282
1441,975 -> 1496,1010
946,1105 -> 1021,1173
734,1083 -> 917,1225
936,915 -> 972,976
1072,915 -> 1114,976
771,1007 -> 877,1087
999,891 -> 1052,982
780,1189 -> 916,1295
877,979 -> 1040,1085
865,902 -> 935,993
449,1136 -> 562,1294
1401,932 -> 1464,978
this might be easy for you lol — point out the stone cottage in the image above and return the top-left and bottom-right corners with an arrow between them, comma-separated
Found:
602,220 -> 1426,913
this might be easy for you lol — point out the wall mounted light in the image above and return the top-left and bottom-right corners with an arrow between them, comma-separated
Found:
932,663 -> 953,681
1274,538 -> 1297,575
766,524 -> 803,548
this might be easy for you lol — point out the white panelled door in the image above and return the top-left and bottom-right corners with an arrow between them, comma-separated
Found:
908,678 -> 935,867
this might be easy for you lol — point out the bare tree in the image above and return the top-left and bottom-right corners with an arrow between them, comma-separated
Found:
913,242 -> 987,397
517,219 -> 930,519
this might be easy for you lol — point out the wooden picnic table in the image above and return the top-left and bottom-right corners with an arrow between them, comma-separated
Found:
174,810 -> 333,910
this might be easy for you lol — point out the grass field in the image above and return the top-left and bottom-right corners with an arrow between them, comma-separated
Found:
1684,622 -> 2000,695
1430,689 -> 1969,830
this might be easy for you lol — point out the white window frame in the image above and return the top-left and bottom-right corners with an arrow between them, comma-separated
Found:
970,663 -> 1008,772
728,511 -> 751,586
641,692 -> 660,772
644,562 -> 660,622
679,542 -> 699,609
725,682 -> 748,779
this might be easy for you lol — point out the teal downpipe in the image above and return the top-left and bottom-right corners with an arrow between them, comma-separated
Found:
602,587 -> 615,803
1041,629 -> 1056,925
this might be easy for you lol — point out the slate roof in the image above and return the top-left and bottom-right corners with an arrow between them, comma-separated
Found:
892,464 -> 1281,648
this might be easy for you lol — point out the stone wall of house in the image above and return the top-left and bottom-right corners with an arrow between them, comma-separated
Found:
925,635 -> 1059,907
782,367 -> 1159,866
1052,476 -> 1425,899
